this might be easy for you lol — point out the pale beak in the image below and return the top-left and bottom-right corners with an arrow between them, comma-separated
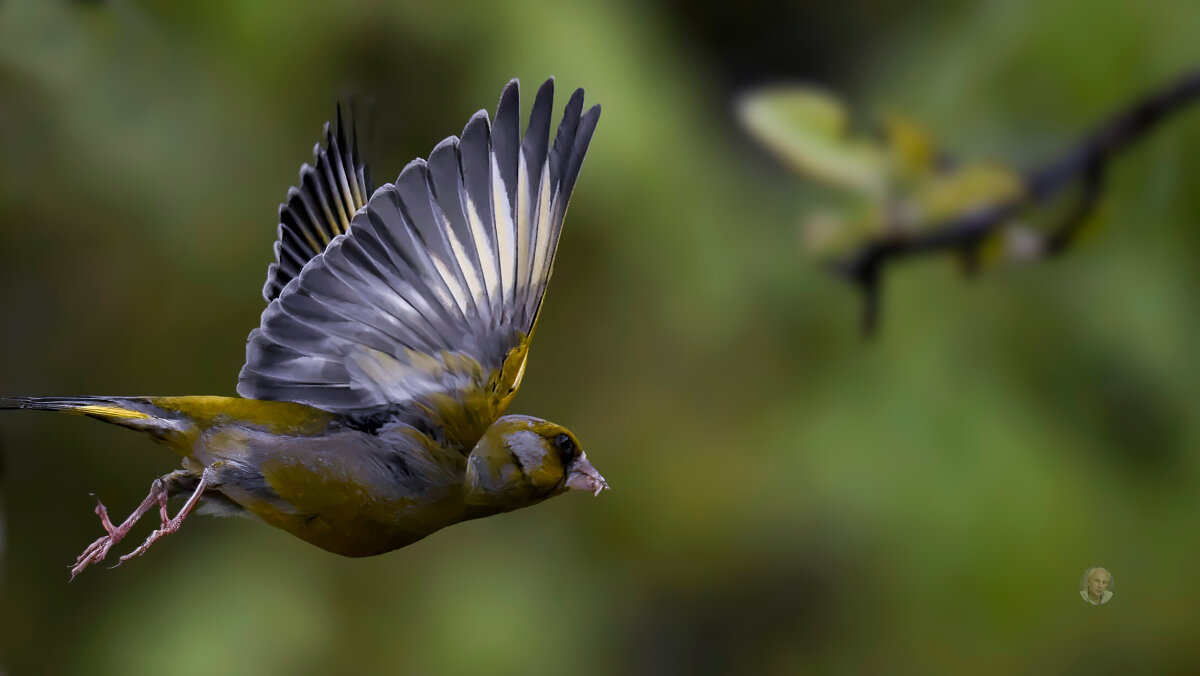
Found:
564,452 -> 609,496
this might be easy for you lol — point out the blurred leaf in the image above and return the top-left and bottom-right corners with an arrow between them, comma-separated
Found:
737,85 -> 888,196
801,199 -> 886,257
914,161 -> 1025,223
881,110 -> 938,179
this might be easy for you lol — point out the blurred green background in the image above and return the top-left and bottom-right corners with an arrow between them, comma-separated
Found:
3,1 -> 1200,673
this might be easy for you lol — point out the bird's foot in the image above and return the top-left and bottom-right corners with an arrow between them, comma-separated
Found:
117,470 -> 211,565
70,469 -> 202,580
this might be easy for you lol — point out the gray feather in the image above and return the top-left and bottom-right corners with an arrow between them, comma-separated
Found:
239,79 -> 600,433
263,110 -> 374,303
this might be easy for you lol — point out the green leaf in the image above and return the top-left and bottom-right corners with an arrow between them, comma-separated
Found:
914,162 -> 1025,224
737,86 -> 888,196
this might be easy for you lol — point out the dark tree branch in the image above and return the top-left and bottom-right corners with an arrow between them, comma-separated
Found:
831,69 -> 1200,337
1045,161 -> 1105,257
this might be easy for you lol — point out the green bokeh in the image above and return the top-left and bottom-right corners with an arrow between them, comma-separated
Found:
3,1 -> 1199,673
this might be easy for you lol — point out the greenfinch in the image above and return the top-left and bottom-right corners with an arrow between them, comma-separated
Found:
1,77 -> 606,579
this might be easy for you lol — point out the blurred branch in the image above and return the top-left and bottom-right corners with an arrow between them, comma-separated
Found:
831,69 -> 1200,337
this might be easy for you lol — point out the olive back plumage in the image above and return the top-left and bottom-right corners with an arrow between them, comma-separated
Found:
238,79 -> 601,446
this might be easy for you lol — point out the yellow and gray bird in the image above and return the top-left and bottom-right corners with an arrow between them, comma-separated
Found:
1,77 -> 606,579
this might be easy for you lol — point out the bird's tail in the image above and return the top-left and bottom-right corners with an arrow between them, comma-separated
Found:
0,396 -> 190,440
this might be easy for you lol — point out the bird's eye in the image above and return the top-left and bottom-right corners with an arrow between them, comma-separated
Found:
554,433 -> 576,459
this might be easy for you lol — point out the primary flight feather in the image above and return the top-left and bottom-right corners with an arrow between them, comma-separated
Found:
1,77 -> 605,579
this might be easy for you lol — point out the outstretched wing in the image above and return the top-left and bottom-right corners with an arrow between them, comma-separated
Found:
238,78 -> 600,450
263,107 -> 374,302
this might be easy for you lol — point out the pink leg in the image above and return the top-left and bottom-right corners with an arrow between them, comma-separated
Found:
70,469 -> 204,580
116,470 -> 212,565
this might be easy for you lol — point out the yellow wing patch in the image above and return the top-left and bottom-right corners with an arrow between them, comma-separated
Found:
494,337 -> 531,412
73,405 -> 151,420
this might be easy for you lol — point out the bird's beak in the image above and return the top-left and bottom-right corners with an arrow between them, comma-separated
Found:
564,452 -> 609,496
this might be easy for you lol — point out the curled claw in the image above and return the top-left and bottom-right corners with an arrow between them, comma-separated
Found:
71,487 -> 167,580
69,469 -> 209,580
94,499 -> 117,535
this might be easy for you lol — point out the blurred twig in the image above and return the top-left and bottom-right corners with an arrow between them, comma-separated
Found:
831,69 -> 1200,337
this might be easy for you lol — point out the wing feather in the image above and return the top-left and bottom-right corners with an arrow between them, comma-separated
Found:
263,109 -> 374,302
460,111 -> 503,322
428,137 -> 492,325
392,160 -> 476,321
492,81 -> 522,318
239,78 -> 600,449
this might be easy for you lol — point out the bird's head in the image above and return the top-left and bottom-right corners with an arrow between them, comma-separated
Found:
464,415 -> 608,513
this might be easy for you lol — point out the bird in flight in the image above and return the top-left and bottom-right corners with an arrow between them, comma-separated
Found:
1,77 -> 605,579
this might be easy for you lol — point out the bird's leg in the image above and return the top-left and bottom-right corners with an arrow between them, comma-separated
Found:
70,469 -> 197,580
116,467 -> 214,565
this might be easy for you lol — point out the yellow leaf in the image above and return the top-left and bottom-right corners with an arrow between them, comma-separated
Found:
880,111 -> 938,179
915,162 -> 1025,224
